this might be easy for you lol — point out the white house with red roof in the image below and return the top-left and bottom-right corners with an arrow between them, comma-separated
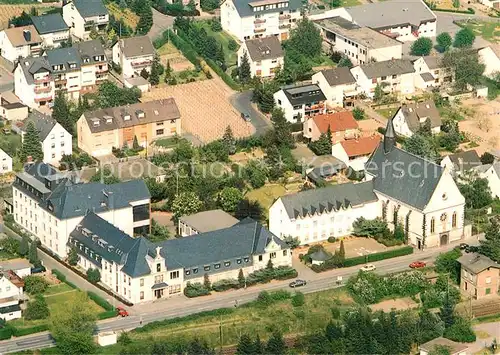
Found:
331,135 -> 380,170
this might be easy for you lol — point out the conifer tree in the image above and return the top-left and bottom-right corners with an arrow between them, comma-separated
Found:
52,92 -> 73,135
339,239 -> 345,261
238,269 -> 245,287
266,331 -> 286,355
239,52 -> 251,83
440,292 -> 455,329
236,334 -> 254,354
19,122 -> 43,163
28,241 -> 38,265
149,54 -> 162,86
253,334 -> 264,354
19,237 -> 29,256
222,125 -> 236,155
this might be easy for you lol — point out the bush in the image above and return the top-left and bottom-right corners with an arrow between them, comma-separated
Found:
212,278 -> 240,292
228,39 -> 238,51
291,292 -> 305,307
11,324 -> 49,337
51,269 -> 77,289
327,237 -> 336,243
444,317 -> 476,343
24,275 -> 49,295
0,327 -> 12,340
98,310 -> 119,320
255,290 -> 290,307
87,291 -> 114,311
283,236 -> 300,249
331,306 -> 341,319
86,268 -> 101,283
342,246 -> 414,268
24,295 -> 49,320
184,282 -> 211,298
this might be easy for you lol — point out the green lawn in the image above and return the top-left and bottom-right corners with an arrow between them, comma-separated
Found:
246,183 -> 302,216
321,0 -> 361,8
310,54 -> 336,68
0,250 -> 16,261
376,108 -> 398,119
458,20 -> 499,43
195,21 -> 239,67
154,137 -> 189,149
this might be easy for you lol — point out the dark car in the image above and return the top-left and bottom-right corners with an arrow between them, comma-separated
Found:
31,265 -> 46,274
465,245 -> 479,253
459,243 -> 469,250
241,112 -> 251,122
289,279 -> 307,288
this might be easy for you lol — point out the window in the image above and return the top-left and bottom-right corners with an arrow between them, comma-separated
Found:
170,271 -> 179,279
193,268 -> 199,274
185,270 -> 190,275
224,261 -> 230,267
156,129 -> 164,135
237,259 -> 242,264
61,141 -> 65,147
169,285 -> 181,294
258,255 -> 263,261
392,74 -> 397,79
270,252 -> 276,259
381,76 -> 387,80
452,212 -> 457,228
204,265 -> 210,271
140,291 -> 144,300
486,276 -> 492,284
486,288 -> 491,295
283,250 -> 287,256
51,153 -> 56,159
154,275 -> 164,283
244,257 -> 249,263
214,263 -> 221,269
430,217 -> 435,233
156,263 -> 161,272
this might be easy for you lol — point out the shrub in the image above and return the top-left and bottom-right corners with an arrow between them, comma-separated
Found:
444,317 -> 476,343
24,295 -> 49,320
352,107 -> 365,120
327,237 -> 336,243
0,327 -> 12,340
256,291 -> 273,307
283,236 -> 300,249
212,278 -> 240,292
86,268 -> 101,283
98,310 -> 119,320
87,291 -> 114,311
331,306 -> 341,319
10,324 -> 49,337
270,289 -> 291,301
228,39 -> 238,51
343,246 -> 413,268
24,275 -> 49,295
291,292 -> 305,307
184,282 -> 211,298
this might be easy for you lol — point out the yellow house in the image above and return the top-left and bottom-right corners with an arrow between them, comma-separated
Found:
77,98 -> 181,157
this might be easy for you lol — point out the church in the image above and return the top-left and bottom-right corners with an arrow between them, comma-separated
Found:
269,118 -> 469,249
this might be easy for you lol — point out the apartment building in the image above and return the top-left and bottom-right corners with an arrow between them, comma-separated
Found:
112,36 -> 155,79
31,13 -> 70,48
315,17 -> 402,66
14,56 -> 54,108
237,36 -> 284,78
412,55 -> 453,90
221,0 -> 302,41
392,100 -> 442,137
75,40 -> 108,92
458,253 -> 500,299
62,0 -> 109,40
312,67 -> 357,108
350,59 -> 416,98
69,212 -> 291,304
77,99 -> 181,157
0,26 -> 42,63
0,148 -> 12,175
12,162 -> 151,258
274,84 -> 327,122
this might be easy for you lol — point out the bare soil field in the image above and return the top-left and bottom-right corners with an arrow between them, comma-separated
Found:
0,4 -> 56,30
142,77 -> 255,143
358,118 -> 383,136
157,42 -> 194,72
370,297 -> 419,312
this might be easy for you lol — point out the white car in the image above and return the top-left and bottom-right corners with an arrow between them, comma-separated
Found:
360,264 -> 376,272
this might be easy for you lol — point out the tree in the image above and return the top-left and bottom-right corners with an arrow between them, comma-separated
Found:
453,28 -> 475,48
9,10 -> 33,27
19,237 -> 29,256
458,173 -> 492,209
200,0 -> 220,12
164,60 -> 172,81
374,83 -> 384,102
222,125 -> 236,155
140,68 -> 149,79
352,217 -> 389,238
480,152 -> 495,165
253,334 -> 264,354
171,192 -> 203,220
50,293 -> 97,355
265,145 -> 285,181
149,54 -> 162,86
403,133 -> 439,161
203,273 -> 211,290
53,93 -> 73,135
68,247 -> 79,266
243,161 -> 267,188
270,108 -> 294,149
444,316 -> 476,343
291,291 -> 305,307
442,50 -> 485,92
440,292 -> 456,329
266,330 -> 286,354
136,0 -> 153,35
266,258 -> 274,270
132,135 -> 141,150
19,121 -> 43,163
239,52 -> 251,83
338,56 -> 353,68
237,334 -> 255,354
147,219 -> 170,242
287,19 -> 322,58
28,240 -> 39,265
410,37 -> 433,56
352,107 -> 365,120
24,294 -> 50,320
235,198 -> 264,221
89,27 -> 99,39
339,240 -> 346,260
186,338 -> 215,355
219,187 -> 243,212
238,269 -> 245,287
309,131 -> 332,156
436,32 -> 452,52
97,82 -> 141,108
480,219 -> 500,263
24,275 -> 49,294
90,168 -> 120,184
86,268 -> 101,283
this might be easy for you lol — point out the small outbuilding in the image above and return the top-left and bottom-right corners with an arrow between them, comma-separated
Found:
419,337 -> 468,355
309,249 -> 332,265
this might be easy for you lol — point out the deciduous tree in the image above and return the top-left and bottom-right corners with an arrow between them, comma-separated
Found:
171,192 -> 203,220
410,37 -> 433,56
453,28 -> 475,48
480,218 -> 500,263
402,133 -> 439,161
436,32 -> 452,52
287,19 -> 322,58
25,295 -> 50,320
338,56 -> 353,68
219,187 -> 243,212
86,268 -> 101,283
68,247 -> 79,266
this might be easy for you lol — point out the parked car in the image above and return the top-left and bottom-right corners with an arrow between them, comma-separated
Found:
409,261 -> 426,269
459,243 -> 469,250
360,264 -> 376,272
289,279 -> 307,288
117,306 -> 129,317
241,112 -> 251,122
31,265 -> 46,274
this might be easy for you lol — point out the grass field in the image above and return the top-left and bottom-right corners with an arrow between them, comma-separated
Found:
376,108 -> 398,119
457,20 -> 500,43
321,0 -> 361,8
195,21 -> 239,67
246,183 -> 302,215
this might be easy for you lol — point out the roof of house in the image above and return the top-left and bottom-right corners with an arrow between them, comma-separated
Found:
310,249 -> 332,261
312,112 -> 359,134
47,47 -> 81,73
345,0 -> 436,30
420,72 -> 435,82
359,59 -> 415,79
315,17 -> 401,50
19,110 -> 58,141
281,84 -> 326,106
398,100 -> 442,133
70,212 -> 286,278
31,13 -> 69,34
0,258 -> 31,271
16,56 -> 51,85
366,124 -> 443,210
319,67 -> 356,87
421,55 -> 443,70
179,209 -> 239,233
118,36 -> 155,58
306,155 -> 347,183
83,99 -> 180,134
244,36 -> 283,61
458,253 -> 499,274
231,0 -> 302,17
3,25 -> 41,47
446,150 -> 481,171
338,135 -> 381,158
279,181 -> 377,219
75,39 -> 106,64
419,337 -> 469,354
71,0 -> 108,18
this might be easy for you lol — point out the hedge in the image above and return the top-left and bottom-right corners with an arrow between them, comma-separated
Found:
166,29 -> 201,67
0,327 -> 12,340
11,324 -> 49,337
87,291 -> 114,311
435,7 -> 474,14
98,310 -> 119,320
343,246 -> 414,267
205,58 -> 241,91
51,269 -> 77,289
184,282 -> 211,298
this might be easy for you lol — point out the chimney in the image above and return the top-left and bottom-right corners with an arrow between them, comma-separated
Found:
23,30 -> 31,42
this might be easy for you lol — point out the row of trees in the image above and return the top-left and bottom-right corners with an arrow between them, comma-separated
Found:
411,28 -> 475,56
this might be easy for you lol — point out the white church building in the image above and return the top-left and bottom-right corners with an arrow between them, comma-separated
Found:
269,118 -> 469,249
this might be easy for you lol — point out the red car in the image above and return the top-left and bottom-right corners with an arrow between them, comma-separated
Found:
117,306 -> 129,317
409,261 -> 426,269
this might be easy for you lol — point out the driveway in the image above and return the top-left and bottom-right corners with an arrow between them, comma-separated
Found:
147,8 -> 174,41
0,65 -> 14,93
229,90 -> 271,136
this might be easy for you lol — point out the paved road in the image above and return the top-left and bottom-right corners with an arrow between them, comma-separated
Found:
0,235 -> 481,353
229,91 -> 271,136
147,8 -> 174,41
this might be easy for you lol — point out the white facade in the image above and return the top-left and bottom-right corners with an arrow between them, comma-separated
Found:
0,28 -> 42,63
0,149 -> 13,174
392,107 -> 441,138
311,71 -> 356,108
31,123 -> 72,166
220,0 -> 301,41
274,88 -> 326,123
478,47 -> 500,79
350,65 -> 415,98
62,1 -> 109,40
237,44 -> 284,78
0,274 -> 23,321
476,164 -> 500,199
39,30 -> 70,49
112,40 -> 154,79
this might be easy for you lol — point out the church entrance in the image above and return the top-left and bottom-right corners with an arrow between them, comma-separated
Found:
440,233 -> 449,246
417,239 -> 422,250
154,289 -> 164,299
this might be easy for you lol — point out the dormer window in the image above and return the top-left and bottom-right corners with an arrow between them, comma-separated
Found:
104,115 -> 113,124
156,263 -> 161,272
136,110 -> 145,119
123,112 -> 131,121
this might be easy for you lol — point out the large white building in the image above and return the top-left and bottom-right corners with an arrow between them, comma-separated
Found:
12,163 -> 151,258
237,36 -> 284,78
270,118 -> 468,249
62,0 -> 109,40
274,84 -> 327,122
0,25 -> 42,63
112,36 -> 155,79
31,13 -> 70,49
221,0 -> 302,41
69,212 -> 291,304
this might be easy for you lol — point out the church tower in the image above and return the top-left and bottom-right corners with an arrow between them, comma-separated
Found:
384,117 -> 396,154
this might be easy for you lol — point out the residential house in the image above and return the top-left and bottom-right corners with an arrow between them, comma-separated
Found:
47,47 -> 82,100
237,36 -> 284,78
178,209 -> 239,236
350,59 -> 416,98
314,16 -> 402,66
15,110 -> 72,166
0,148 -> 12,174
77,99 -> 181,157
478,46 -> 500,79
0,92 -> 28,121
0,258 -> 32,278
458,253 -> 499,299
304,155 -> 347,185
62,0 -> 109,40
312,67 -> 357,108
474,162 -> 500,199
441,150 -> 482,176
12,162 -> 151,258
0,270 -> 25,320
303,111 -> 359,143
344,0 -> 437,42
274,84 -> 327,122
412,55 -> 453,89
392,100 -> 442,137
14,56 -> 53,108
75,39 -> 108,93
0,25 -> 42,63
419,338 -> 468,355
112,36 -> 155,79
331,135 -> 380,170
69,212 -> 292,304
31,13 -> 70,48
220,0 -> 302,41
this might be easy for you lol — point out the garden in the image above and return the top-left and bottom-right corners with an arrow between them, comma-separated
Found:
456,19 -> 500,43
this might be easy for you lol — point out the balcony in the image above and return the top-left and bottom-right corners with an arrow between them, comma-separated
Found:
34,86 -> 52,94
254,28 -> 266,34
305,103 -> 325,110
34,76 -> 51,84
131,60 -> 152,68
254,18 -> 266,24
96,75 -> 108,82
279,24 -> 291,30
279,14 -> 291,20
34,96 -> 52,103
96,66 -> 108,74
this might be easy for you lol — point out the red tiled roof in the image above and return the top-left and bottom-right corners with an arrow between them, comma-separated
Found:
341,136 -> 381,158
312,112 -> 359,134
